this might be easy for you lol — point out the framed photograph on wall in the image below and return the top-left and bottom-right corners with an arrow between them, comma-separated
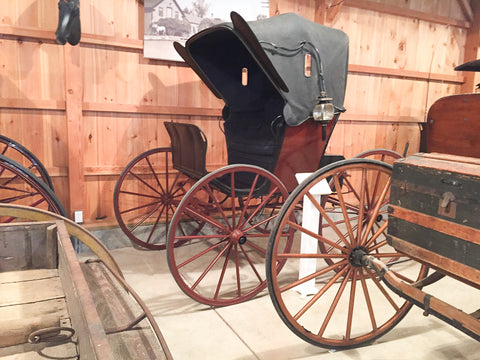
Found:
144,0 -> 269,61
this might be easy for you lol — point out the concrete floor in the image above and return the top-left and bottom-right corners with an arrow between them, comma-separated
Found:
88,242 -> 480,360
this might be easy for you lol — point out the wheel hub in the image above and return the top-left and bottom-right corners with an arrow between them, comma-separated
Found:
230,229 -> 247,244
349,246 -> 368,267
160,193 -> 173,205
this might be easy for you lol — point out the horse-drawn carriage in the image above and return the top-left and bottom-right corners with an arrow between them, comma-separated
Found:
112,11 -> 479,349
0,10 -> 478,353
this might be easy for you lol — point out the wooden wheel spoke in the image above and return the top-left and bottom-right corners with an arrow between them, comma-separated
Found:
164,151 -> 170,192
359,268 -> 377,331
27,196 -> 47,209
333,174 -> 355,246
0,192 -> 39,203
0,172 -> 24,188
308,192 -> 352,249
280,259 -> 349,293
239,243 -> 263,282
146,156 -> 165,194
183,204 -> 228,233
366,269 -> 400,311
345,269 -> 358,340
360,178 -> 391,246
119,189 -> 161,200
1,145 -> 8,155
243,238 -> 267,256
288,220 -> 347,253
293,265 -> 349,321
243,212 -> 276,233
237,175 -> 260,226
190,241 -> 231,290
128,170 -> 164,197
324,196 -> 360,213
318,268 -> 353,336
168,172 -> 186,195
240,185 -> 280,228
341,175 -> 363,205
214,243 -> 234,299
355,169 -> 368,247
145,204 -> 166,244
126,203 -> 162,232
234,244 -> 241,296
203,185 -> 234,231
178,238 -> 227,270
364,221 -> 388,249
230,174 -> 236,228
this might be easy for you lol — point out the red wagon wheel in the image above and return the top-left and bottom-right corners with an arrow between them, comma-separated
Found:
167,164 -> 293,306
0,154 -> 66,221
114,148 -> 197,250
0,134 -> 54,190
267,159 -> 428,349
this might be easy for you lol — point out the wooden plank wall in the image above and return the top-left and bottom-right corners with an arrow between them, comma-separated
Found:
0,0 -> 477,225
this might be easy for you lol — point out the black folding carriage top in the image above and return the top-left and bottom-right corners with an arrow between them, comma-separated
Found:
172,12 -> 349,196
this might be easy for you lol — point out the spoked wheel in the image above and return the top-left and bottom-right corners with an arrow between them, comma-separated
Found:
0,134 -> 54,190
114,148 -> 194,250
167,165 -> 293,306
0,154 -> 66,221
267,159 -> 428,349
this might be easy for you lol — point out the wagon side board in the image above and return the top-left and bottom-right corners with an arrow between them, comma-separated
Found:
387,153 -> 480,287
365,256 -> 480,342
56,221 -> 115,360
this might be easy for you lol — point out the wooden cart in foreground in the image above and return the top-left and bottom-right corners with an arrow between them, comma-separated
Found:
0,204 -> 172,359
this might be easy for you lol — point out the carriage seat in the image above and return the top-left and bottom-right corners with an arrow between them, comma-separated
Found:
164,122 -> 207,180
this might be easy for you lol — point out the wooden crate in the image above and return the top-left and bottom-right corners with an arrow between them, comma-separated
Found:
387,153 -> 480,286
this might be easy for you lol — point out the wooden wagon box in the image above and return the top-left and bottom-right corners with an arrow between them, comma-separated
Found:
387,153 -> 480,286
0,220 -> 167,359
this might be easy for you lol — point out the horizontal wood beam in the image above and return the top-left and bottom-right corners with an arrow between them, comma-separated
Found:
348,64 -> 464,84
82,102 -> 222,117
343,0 -> 471,28
0,98 -> 66,111
0,99 -> 222,117
339,113 -> 424,123
83,164 -> 223,176
0,25 -> 142,51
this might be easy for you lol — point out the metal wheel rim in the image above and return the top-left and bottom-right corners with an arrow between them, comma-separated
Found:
0,134 -> 54,190
0,154 -> 66,219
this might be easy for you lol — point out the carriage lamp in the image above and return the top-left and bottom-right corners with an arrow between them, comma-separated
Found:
312,91 -> 335,140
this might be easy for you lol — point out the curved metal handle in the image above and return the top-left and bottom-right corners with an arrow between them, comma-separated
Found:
28,327 -> 75,344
